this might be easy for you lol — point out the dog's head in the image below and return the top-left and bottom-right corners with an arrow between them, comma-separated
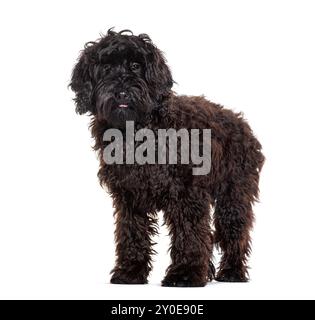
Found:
70,29 -> 173,127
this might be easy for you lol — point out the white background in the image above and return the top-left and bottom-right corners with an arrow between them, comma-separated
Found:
0,0 -> 314,300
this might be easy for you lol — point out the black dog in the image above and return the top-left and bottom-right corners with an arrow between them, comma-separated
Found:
70,29 -> 264,286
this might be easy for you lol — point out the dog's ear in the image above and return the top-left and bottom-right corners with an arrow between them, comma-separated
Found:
144,44 -> 173,98
69,48 -> 95,115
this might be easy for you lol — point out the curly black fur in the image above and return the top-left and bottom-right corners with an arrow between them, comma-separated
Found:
70,29 -> 264,286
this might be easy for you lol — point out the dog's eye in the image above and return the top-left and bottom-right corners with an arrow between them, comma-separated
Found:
130,62 -> 141,71
103,64 -> 111,71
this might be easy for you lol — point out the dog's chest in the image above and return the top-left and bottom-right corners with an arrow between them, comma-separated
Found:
107,163 -> 171,192
104,162 -> 189,209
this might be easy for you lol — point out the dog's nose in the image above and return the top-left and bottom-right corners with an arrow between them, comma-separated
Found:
118,91 -> 128,100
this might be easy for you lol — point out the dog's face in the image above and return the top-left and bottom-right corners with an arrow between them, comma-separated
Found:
70,29 -> 173,127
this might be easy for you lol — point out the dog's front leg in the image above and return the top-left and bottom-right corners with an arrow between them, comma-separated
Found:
110,200 -> 157,284
162,194 -> 214,287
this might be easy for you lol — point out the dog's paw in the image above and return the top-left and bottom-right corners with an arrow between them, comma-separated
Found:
162,268 -> 208,287
162,277 -> 207,287
215,269 -> 248,282
110,270 -> 148,285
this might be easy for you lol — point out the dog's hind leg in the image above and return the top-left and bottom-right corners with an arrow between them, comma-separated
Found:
214,176 -> 258,282
110,198 -> 158,284
162,190 -> 214,287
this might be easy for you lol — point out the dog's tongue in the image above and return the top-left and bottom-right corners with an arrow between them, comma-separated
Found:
118,104 -> 128,108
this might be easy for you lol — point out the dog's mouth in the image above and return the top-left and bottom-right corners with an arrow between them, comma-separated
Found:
118,104 -> 129,108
